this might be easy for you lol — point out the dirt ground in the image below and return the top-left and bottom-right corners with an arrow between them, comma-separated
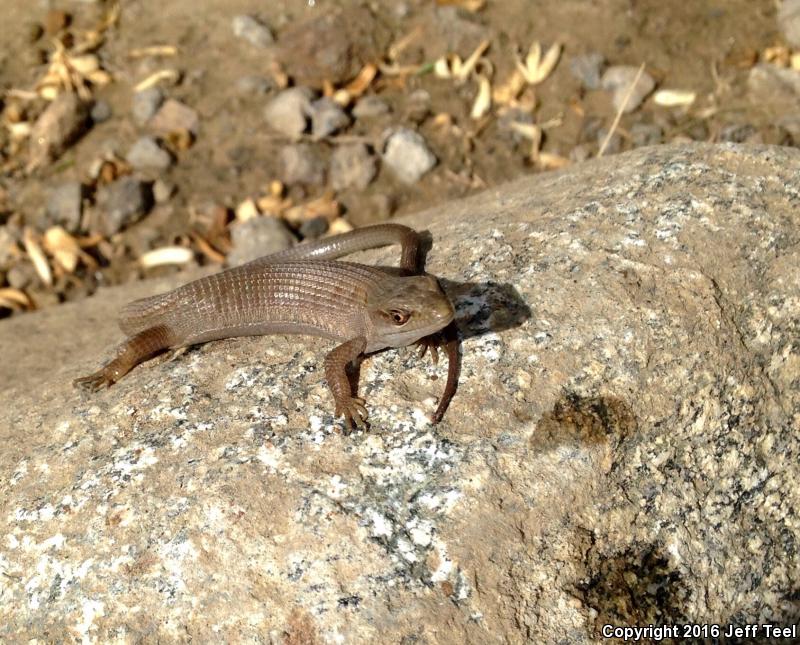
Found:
0,0 -> 792,318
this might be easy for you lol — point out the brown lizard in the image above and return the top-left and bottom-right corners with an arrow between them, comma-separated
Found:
74,223 -> 459,430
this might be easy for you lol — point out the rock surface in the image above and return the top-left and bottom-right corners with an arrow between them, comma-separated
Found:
1,144 -> 799,642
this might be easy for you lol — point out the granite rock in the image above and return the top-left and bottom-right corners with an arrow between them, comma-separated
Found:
280,144 -> 326,186
264,87 -> 314,140
382,128 -> 436,183
227,216 -> 296,266
126,136 -> 173,170
330,143 -> 377,190
231,14 -> 273,49
1,144 -> 799,642
95,176 -> 153,235
132,87 -> 164,126
601,65 -> 656,113
26,92 -> 90,171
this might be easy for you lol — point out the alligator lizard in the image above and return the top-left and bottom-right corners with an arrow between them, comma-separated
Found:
74,223 -> 459,429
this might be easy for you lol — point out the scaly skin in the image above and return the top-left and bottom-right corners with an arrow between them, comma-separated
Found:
75,224 -> 460,430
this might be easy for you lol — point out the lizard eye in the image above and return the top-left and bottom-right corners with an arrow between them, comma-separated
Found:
389,309 -> 410,325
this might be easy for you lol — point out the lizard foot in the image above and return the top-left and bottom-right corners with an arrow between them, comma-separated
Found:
73,368 -> 115,392
335,396 -> 369,432
415,337 -> 439,365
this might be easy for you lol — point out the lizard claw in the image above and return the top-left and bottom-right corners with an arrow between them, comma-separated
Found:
415,337 -> 439,365
73,369 -> 115,392
335,396 -> 369,432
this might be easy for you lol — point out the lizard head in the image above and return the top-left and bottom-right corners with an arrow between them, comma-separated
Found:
367,274 -> 455,350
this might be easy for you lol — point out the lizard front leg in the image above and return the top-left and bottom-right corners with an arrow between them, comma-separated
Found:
324,336 -> 368,431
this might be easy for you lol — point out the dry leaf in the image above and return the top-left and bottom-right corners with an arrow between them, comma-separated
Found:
7,122 -> 32,140
434,40 -> 490,82
269,180 -> 285,197
791,53 -> 800,71
436,0 -> 486,10
471,74 -> 492,119
653,89 -> 696,107
140,246 -> 194,269
509,122 -> 543,161
134,69 -> 180,92
284,193 -> 340,225
345,64 -> 377,97
537,152 -> 570,170
235,198 -> 260,222
0,287 -> 32,310
23,228 -> 52,286
129,45 -> 178,59
388,26 -> 423,62
256,195 -> 292,216
763,45 -> 791,67
493,69 -> 526,105
191,233 -> 226,264
327,218 -> 354,235
517,41 -> 562,85
43,226 -> 81,272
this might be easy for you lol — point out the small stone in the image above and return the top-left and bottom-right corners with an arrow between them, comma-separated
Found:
569,53 -> 605,90
153,179 -> 175,204
46,181 -> 84,232
228,217 -> 297,266
232,14 -> 274,48
6,263 -> 35,290
309,98 -> 350,140
630,123 -> 663,148
281,144 -> 326,186
126,136 -> 173,170
90,100 -> 112,124
264,87 -> 315,140
601,66 -> 656,113
132,87 -> 164,126
330,143 -> 377,190
747,64 -> 800,105
352,96 -> 390,119
96,177 -> 153,235
382,128 -> 436,184
149,99 -> 200,136
236,76 -> 272,95
778,0 -> 800,48
299,216 -> 329,239
27,92 -> 90,171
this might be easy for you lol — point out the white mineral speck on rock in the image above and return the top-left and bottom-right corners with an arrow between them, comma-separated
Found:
370,510 -> 393,537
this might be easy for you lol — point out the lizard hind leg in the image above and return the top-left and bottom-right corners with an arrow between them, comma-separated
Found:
73,325 -> 175,391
